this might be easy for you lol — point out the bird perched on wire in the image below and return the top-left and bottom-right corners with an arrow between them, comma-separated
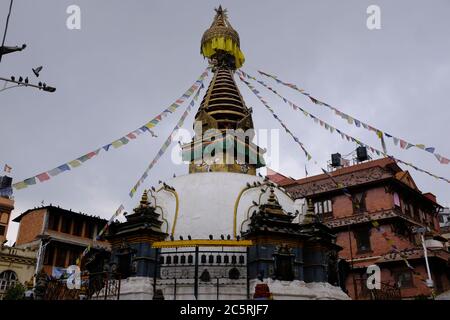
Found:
32,66 -> 43,77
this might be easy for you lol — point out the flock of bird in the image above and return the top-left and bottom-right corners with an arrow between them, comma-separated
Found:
10,65 -> 47,88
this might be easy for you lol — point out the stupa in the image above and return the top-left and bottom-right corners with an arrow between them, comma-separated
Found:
101,6 -> 349,300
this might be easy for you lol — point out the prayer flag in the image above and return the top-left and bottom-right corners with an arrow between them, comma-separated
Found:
37,172 -> 50,182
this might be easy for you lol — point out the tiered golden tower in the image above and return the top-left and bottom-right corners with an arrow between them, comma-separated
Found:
182,6 -> 265,175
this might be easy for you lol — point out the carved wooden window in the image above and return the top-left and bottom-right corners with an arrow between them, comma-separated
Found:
354,227 -> 371,253
216,255 -> 222,264
0,225 -> 4,236
72,218 -> 83,236
55,247 -> 67,267
395,271 -> 413,288
352,192 -> 367,214
393,192 -> 401,208
85,222 -> 95,239
43,246 -> 55,265
60,217 -> 72,234
47,213 -> 60,231
314,200 -> 332,214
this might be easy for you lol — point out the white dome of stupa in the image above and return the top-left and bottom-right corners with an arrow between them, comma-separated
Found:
152,171 -> 304,239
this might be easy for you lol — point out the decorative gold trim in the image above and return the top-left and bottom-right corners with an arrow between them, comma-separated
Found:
157,187 -> 180,237
208,109 -> 246,117
233,183 -> 267,238
151,239 -> 252,248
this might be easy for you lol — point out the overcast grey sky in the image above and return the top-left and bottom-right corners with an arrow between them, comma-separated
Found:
1,0 -> 449,243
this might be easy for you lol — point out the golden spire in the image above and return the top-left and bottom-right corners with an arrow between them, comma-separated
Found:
139,190 -> 149,208
181,7 -> 265,175
201,6 -> 245,69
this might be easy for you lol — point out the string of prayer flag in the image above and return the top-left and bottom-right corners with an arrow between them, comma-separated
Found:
3,70 -> 209,194
240,70 -> 450,185
128,79 -> 206,198
239,76 -> 312,161
256,69 -> 449,166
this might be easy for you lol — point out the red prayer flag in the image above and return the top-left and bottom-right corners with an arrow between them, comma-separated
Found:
37,172 -> 50,182
126,133 -> 136,140
399,139 -> 407,149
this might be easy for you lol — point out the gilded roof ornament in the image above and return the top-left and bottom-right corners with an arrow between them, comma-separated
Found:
201,6 -> 245,69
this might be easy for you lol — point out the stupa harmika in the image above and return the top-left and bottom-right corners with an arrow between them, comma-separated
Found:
100,6 -> 349,300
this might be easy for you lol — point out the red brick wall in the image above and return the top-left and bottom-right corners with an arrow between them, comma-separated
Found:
331,187 -> 394,219
331,195 -> 353,218
345,265 -> 440,300
16,209 -> 47,245
365,187 -> 393,212
337,224 -> 415,260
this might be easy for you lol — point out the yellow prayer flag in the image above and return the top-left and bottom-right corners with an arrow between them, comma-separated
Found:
112,140 -> 123,148
13,181 -> 28,190
69,160 -> 81,168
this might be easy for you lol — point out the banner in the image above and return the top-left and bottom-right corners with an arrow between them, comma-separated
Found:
240,71 -> 450,184
256,69 -> 449,166
3,70 -> 209,193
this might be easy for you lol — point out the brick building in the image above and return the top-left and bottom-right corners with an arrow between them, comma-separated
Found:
0,176 -> 14,244
13,205 -> 110,277
270,157 -> 450,299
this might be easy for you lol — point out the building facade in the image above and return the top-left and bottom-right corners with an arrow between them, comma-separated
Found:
13,205 -> 109,277
438,207 -> 450,251
276,157 -> 450,299
0,245 -> 37,299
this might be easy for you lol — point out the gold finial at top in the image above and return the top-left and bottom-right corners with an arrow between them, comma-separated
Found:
201,6 -> 245,69
267,188 -> 277,204
303,199 -> 316,224
139,190 -> 149,208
